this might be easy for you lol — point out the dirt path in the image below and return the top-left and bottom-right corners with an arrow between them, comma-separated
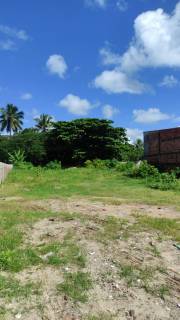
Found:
28,197 -> 180,219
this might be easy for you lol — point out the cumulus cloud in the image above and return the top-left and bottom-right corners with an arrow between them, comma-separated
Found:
120,2 -> 180,72
126,128 -> 143,143
20,93 -> 33,100
133,108 -> 171,124
94,3 -> 180,95
46,54 -> 68,78
85,0 -> 108,8
59,94 -> 94,115
159,75 -> 179,88
102,104 -> 119,118
94,69 -> 146,94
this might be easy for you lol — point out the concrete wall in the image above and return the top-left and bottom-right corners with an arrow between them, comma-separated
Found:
0,162 -> 13,183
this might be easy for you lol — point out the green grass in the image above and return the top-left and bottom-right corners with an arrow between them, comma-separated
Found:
57,271 -> 92,302
1,167 -> 180,207
97,216 -> 128,242
0,248 -> 41,272
134,216 -> 180,241
119,264 -> 154,287
0,275 -> 40,299
38,238 -> 86,268
119,263 -> 169,299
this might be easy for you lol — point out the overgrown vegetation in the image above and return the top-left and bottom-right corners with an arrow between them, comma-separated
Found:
0,118 -> 144,166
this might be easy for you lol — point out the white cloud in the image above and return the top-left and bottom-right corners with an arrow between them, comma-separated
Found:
46,54 -> 68,78
94,3 -> 180,95
100,47 -> 121,66
59,94 -> 93,115
159,75 -> 179,88
116,0 -> 128,12
85,0 -> 108,8
126,128 -> 143,143
20,93 -> 33,100
0,25 -> 28,40
120,2 -> 180,72
102,104 -> 119,118
94,69 -> 146,94
133,108 -> 171,124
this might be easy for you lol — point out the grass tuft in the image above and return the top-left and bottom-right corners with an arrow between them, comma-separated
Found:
0,275 -> 40,299
57,271 -> 92,302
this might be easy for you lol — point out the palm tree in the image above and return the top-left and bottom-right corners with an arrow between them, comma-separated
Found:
0,104 -> 24,136
34,114 -> 53,132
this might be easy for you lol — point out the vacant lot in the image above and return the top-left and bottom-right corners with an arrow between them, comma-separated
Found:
0,168 -> 179,320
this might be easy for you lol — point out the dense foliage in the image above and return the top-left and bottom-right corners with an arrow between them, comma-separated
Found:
0,118 -> 143,166
47,119 -> 129,165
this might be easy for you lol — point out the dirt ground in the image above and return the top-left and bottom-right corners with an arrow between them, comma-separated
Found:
1,198 -> 180,320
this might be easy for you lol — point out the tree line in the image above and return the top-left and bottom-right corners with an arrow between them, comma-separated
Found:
0,104 -> 143,166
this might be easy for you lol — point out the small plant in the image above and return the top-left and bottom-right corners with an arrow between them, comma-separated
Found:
8,149 -> 25,167
148,172 -> 178,190
124,161 -> 159,178
97,216 -> 127,242
57,271 -> 92,302
84,160 -> 94,168
0,275 -> 40,299
45,160 -> 61,169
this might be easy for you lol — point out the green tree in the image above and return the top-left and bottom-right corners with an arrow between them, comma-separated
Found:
34,114 -> 53,132
47,118 -> 128,165
0,104 -> 24,136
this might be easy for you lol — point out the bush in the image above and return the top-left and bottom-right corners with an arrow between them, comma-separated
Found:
172,167 -> 180,178
15,162 -> 34,170
123,161 -> 159,178
84,159 -> 120,169
116,161 -> 134,172
45,160 -> 61,170
147,172 -> 178,191
84,159 -> 107,169
8,150 -> 25,167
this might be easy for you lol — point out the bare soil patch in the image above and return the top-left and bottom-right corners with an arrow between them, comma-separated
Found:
1,198 -> 180,320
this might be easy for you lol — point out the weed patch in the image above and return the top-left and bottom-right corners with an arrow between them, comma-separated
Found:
38,237 -> 86,268
0,275 -> 40,299
57,271 -> 92,302
97,216 -> 128,243
135,216 -> 180,241
0,248 -> 41,272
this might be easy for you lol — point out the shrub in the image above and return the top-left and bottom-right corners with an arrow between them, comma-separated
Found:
147,172 -> 178,190
123,161 -> 159,178
172,167 -> 180,178
116,161 -> 134,172
84,159 -> 107,169
104,159 -> 120,168
16,162 -> 34,170
84,160 -> 94,168
84,159 -> 120,169
8,150 -> 25,167
45,160 -> 61,170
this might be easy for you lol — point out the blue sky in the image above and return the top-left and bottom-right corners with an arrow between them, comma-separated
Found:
0,0 -> 180,141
